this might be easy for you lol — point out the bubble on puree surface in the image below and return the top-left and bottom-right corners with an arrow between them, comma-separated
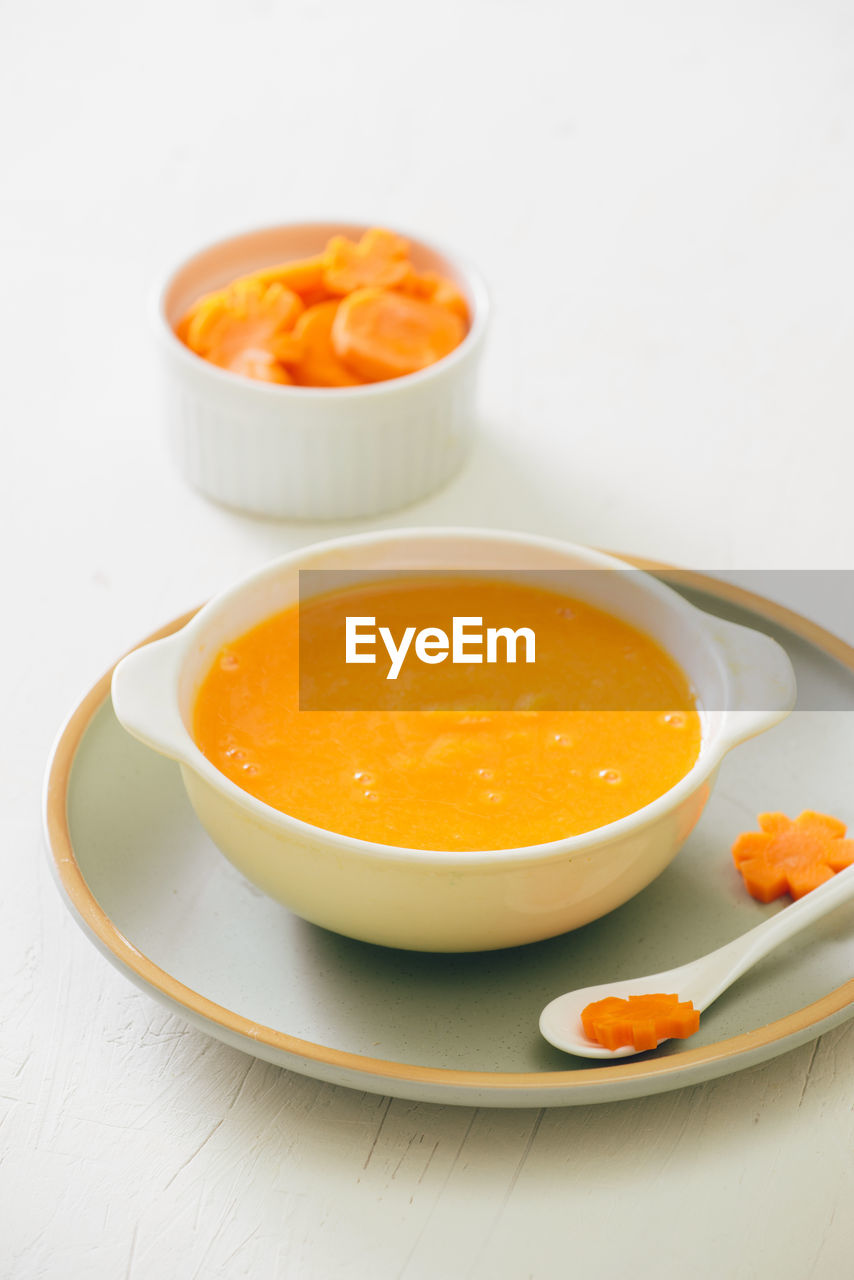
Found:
192,578 -> 701,851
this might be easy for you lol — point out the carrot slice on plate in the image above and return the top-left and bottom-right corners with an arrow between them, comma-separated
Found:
732,811 -> 854,902
581,993 -> 700,1052
323,228 -> 410,295
332,287 -> 466,381
276,301 -> 362,388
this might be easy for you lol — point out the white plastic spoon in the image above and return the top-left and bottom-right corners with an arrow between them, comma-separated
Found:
540,863 -> 854,1059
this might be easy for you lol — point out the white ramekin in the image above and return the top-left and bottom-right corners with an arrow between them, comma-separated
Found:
111,529 -> 796,952
155,222 -> 489,520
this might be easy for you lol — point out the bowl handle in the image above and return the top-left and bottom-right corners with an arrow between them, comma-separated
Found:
710,617 -> 797,749
111,634 -> 192,762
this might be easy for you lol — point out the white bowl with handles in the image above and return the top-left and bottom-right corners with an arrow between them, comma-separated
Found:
111,529 -> 796,952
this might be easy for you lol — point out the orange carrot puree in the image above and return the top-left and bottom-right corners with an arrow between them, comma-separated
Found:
192,578 -> 701,852
175,228 -> 469,387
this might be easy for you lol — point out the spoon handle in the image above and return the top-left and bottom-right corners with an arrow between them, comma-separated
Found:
693,864 -> 854,1009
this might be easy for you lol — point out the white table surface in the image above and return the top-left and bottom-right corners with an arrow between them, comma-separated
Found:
4,2 -> 854,1276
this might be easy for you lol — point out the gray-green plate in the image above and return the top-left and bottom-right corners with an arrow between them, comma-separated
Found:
43,573 -> 854,1106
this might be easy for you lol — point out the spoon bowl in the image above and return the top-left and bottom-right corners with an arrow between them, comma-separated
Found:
540,863 -> 854,1058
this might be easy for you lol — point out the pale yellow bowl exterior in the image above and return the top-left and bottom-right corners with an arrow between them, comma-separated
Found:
181,765 -> 716,951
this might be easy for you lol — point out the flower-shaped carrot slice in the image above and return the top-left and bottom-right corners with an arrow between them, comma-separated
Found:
581,994 -> 700,1052
182,278 -> 304,366
323,228 -> 410,295
275,301 -> 362,388
212,347 -> 293,384
732,811 -> 854,901
332,288 -> 466,382
397,268 -> 470,323
251,254 -> 333,307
